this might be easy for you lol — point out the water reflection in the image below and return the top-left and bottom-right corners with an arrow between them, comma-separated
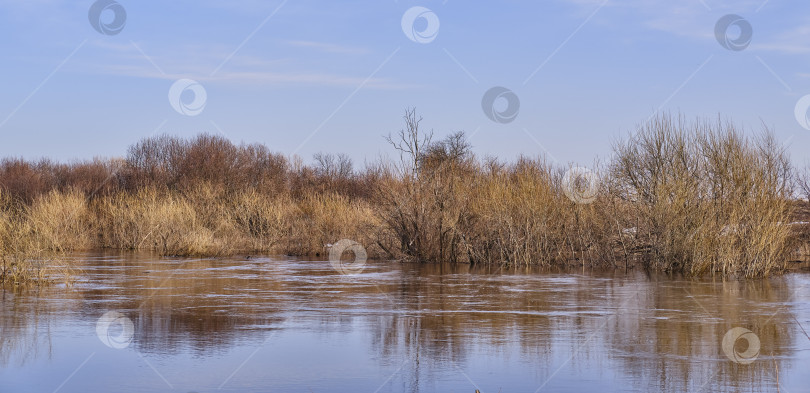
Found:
1,252 -> 809,392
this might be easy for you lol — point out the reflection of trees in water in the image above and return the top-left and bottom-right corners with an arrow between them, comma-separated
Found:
0,254 -> 803,392
86,257 -> 293,356
361,264 -> 624,391
1,255 -> 293,364
609,276 -> 794,392
0,285 -> 71,367
358,265 -> 799,392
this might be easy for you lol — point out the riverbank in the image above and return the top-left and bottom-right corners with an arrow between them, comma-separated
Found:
2,112 -> 809,282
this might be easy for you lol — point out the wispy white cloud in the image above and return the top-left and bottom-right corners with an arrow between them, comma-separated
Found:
750,22 -> 810,54
284,40 -> 369,55
561,0 -> 810,56
77,39 -> 410,89
558,0 -> 714,40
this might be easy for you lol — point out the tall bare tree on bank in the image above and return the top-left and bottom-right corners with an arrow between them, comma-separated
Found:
377,108 -> 476,262
385,108 -> 433,178
378,108 -> 432,259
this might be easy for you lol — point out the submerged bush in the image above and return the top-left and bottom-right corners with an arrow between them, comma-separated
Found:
462,159 -> 616,267
611,115 -> 795,277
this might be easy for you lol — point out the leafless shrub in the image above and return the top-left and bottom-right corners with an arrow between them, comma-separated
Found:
611,115 -> 794,277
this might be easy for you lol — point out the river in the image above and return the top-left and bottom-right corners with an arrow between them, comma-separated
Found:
1,252 -> 809,392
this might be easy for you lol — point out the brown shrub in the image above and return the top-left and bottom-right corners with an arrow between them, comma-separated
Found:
611,115 -> 794,277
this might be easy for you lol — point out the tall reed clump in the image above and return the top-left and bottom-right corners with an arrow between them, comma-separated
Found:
285,192 -> 381,257
0,190 -> 69,283
28,189 -> 92,251
91,183 -> 382,258
228,190 -> 292,252
463,159 -> 616,267
611,115 -> 794,277
93,187 -> 224,256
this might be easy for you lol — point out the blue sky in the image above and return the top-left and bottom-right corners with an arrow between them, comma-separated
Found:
1,0 -> 809,167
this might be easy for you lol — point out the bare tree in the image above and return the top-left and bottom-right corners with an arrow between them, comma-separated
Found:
798,164 -> 810,201
313,152 -> 353,180
384,108 -> 433,177
420,131 -> 472,171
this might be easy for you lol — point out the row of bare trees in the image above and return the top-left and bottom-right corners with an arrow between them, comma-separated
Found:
1,110 -> 809,278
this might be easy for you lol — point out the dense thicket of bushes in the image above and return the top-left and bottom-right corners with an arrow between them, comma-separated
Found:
611,116 -> 797,276
1,112 -> 808,282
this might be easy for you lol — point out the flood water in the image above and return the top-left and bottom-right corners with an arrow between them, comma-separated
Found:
1,252 -> 809,393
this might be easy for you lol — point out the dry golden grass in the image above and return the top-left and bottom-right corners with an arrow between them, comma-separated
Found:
229,190 -> 291,252
285,192 -> 382,257
0,190 -> 71,283
96,187 -> 229,256
91,184 -> 381,258
464,160 -> 570,266
28,189 -> 92,251
466,161 -> 618,268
